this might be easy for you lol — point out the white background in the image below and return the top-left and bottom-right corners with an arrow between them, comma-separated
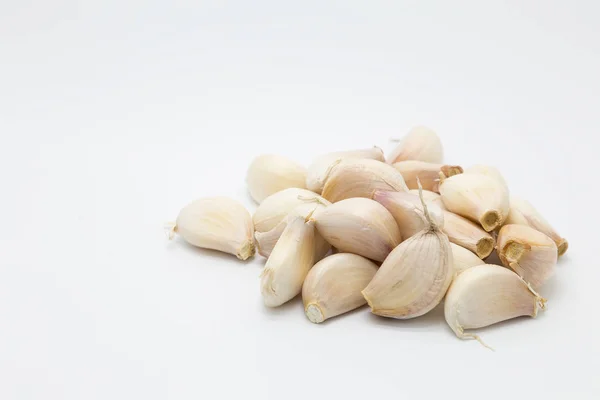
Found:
1,1 -> 598,399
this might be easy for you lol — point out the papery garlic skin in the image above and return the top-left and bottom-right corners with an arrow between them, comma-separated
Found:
246,154 -> 307,203
440,173 -> 509,232
444,264 -> 546,346
313,198 -> 402,262
387,126 -> 443,164
442,211 -> 495,259
253,188 -> 330,233
450,243 -> 484,276
321,159 -> 408,203
260,216 -> 315,307
306,147 -> 385,194
302,253 -> 378,323
373,190 -> 444,240
409,189 -> 446,210
506,196 -> 568,256
496,224 -> 557,289
172,197 -> 255,260
393,161 -> 463,193
464,164 -> 508,188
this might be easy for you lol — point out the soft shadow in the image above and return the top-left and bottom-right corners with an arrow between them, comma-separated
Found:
484,249 -> 502,265
259,296 -> 303,317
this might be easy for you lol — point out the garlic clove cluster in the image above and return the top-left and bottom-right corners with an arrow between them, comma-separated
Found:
408,189 -> 446,210
387,126 -> 443,164
302,253 -> 378,323
246,154 -> 307,203
170,197 -> 255,260
463,164 -> 508,189
442,211 -> 495,259
450,243 -> 484,276
393,160 -> 463,193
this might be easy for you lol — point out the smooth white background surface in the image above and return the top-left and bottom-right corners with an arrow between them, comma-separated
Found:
1,1 -> 599,399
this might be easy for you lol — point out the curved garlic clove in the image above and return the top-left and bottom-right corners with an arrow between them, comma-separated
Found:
373,190 -> 444,240
450,243 -> 484,276
246,154 -> 307,203
306,147 -> 385,194
496,224 -> 557,289
302,253 -> 378,323
506,196 -> 568,256
321,159 -> 408,203
464,164 -> 508,188
312,197 -> 401,262
409,189 -> 446,210
442,211 -> 495,259
170,197 -> 255,260
260,216 -> 315,307
393,161 -> 463,193
387,126 -> 443,164
440,173 -> 509,232
444,264 -> 546,347
362,188 -> 454,319
253,188 -> 330,233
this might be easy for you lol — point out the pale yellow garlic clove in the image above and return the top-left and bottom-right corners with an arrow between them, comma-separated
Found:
444,264 -> 546,348
373,190 -> 444,240
168,197 -> 255,260
362,187 -> 454,319
442,211 -> 495,259
506,196 -> 568,256
439,173 -> 509,232
321,159 -> 408,203
393,160 -> 463,193
387,126 -> 443,164
496,224 -> 557,289
464,164 -> 508,188
253,188 -> 330,233
408,189 -> 446,210
260,216 -> 315,307
450,243 -> 484,276
302,253 -> 378,323
312,197 -> 402,262
306,147 -> 385,194
246,154 -> 307,203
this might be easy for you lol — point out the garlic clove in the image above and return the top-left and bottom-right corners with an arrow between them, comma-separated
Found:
506,196 -> 568,256
373,190 -> 444,240
306,147 -> 385,194
260,215 -> 315,307
450,243 -> 484,276
246,154 -> 307,203
253,188 -> 330,233
169,197 -> 255,260
439,173 -> 509,232
312,197 -> 402,262
408,189 -> 446,210
302,253 -> 378,323
321,159 -> 408,203
442,211 -> 495,259
387,126 -> 443,164
464,164 -> 508,189
496,224 -> 557,289
362,187 -> 454,319
444,264 -> 546,347
393,160 -> 463,193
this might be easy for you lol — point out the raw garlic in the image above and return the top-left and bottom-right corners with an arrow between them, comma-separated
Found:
442,211 -> 495,259
312,197 -> 401,262
302,253 -> 378,323
246,154 -> 307,203
450,243 -> 484,276
408,189 -> 446,210
260,215 -> 315,307
387,126 -> 443,164
496,224 -> 557,289
393,160 -> 463,193
321,159 -> 408,203
167,197 -> 255,260
464,164 -> 508,188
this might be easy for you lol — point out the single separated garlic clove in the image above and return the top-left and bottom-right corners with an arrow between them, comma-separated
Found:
253,188 -> 330,233
312,197 -> 401,262
362,186 -> 454,319
302,253 -> 378,323
409,189 -> 446,210
450,243 -> 484,276
442,211 -> 495,259
444,264 -> 546,347
168,197 -> 255,260
255,203 -> 331,261
393,160 -> 463,193
260,215 -> 315,307
496,224 -> 557,289
464,164 -> 508,189
439,173 -> 509,232
387,126 -> 443,164
506,196 -> 568,256
373,190 -> 444,240
306,147 -> 385,194
246,154 -> 307,203
321,159 -> 408,203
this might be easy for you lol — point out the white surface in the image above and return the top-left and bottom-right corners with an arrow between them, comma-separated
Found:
1,1 -> 599,399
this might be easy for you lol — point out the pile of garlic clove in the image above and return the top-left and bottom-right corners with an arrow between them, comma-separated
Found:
167,126 -> 568,349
